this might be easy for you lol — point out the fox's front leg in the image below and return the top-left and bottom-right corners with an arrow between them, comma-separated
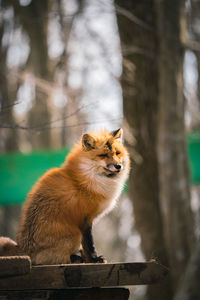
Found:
81,225 -> 106,263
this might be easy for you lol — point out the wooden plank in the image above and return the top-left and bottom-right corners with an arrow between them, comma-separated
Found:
0,256 -> 31,277
0,261 -> 168,290
0,288 -> 130,300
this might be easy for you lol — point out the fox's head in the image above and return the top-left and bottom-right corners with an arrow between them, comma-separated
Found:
80,128 -> 130,178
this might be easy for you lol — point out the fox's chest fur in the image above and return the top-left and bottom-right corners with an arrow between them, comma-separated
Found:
78,157 -> 127,220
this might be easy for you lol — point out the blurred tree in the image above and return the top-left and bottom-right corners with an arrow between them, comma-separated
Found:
55,0 -> 84,147
174,239 -> 200,300
116,0 -> 195,298
115,1 -> 172,300
0,1 -> 21,239
0,1 -> 19,152
56,0 -> 72,147
189,0 -> 200,110
155,0 -> 195,289
13,0 -> 51,149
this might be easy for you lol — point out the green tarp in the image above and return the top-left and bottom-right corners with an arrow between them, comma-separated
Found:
0,148 -> 70,205
187,131 -> 200,185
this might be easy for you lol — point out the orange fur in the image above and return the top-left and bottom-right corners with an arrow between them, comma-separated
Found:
3,129 -> 130,264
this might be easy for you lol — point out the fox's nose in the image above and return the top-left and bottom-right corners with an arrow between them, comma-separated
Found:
114,164 -> 121,170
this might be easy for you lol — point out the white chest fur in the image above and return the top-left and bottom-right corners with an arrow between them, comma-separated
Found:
79,158 -> 127,219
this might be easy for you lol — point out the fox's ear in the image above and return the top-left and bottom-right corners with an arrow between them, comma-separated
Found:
82,134 -> 96,151
111,128 -> 123,140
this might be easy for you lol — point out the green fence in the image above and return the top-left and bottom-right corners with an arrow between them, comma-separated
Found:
0,131 -> 200,205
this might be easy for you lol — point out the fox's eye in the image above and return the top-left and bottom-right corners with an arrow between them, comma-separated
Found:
98,154 -> 108,158
116,151 -> 121,155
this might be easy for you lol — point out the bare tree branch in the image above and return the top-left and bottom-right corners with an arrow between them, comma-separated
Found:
0,101 -> 22,115
183,39 -> 200,52
122,45 -> 155,59
115,4 -> 153,31
28,101 -> 99,128
0,117 -> 123,132
13,72 -> 81,99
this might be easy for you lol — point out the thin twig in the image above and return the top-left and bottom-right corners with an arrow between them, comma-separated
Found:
115,4 -> 153,32
183,40 -> 200,52
29,101 -> 99,128
0,117 -> 123,132
14,72 -> 78,98
0,101 -> 22,115
122,45 -> 155,59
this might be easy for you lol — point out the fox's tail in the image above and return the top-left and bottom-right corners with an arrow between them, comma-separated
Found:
0,237 -> 24,256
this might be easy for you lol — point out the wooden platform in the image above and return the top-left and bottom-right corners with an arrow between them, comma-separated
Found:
0,256 -> 168,299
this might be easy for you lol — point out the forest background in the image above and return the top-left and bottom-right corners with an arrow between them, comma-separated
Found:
0,1 -> 200,300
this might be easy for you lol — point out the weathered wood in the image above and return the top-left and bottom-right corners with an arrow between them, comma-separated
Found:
0,261 -> 168,290
0,256 -> 31,277
0,288 -> 130,300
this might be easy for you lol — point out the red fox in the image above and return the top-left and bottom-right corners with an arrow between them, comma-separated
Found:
0,128 -> 130,264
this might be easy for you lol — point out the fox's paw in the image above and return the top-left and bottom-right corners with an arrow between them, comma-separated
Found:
70,254 -> 84,264
90,255 -> 107,264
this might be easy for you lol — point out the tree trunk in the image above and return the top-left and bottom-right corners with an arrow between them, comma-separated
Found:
196,51 -> 200,109
115,1 -> 173,300
13,0 -> 51,149
0,6 -> 18,152
174,240 -> 200,300
0,2 -> 20,239
155,0 -> 195,289
190,0 -> 200,109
